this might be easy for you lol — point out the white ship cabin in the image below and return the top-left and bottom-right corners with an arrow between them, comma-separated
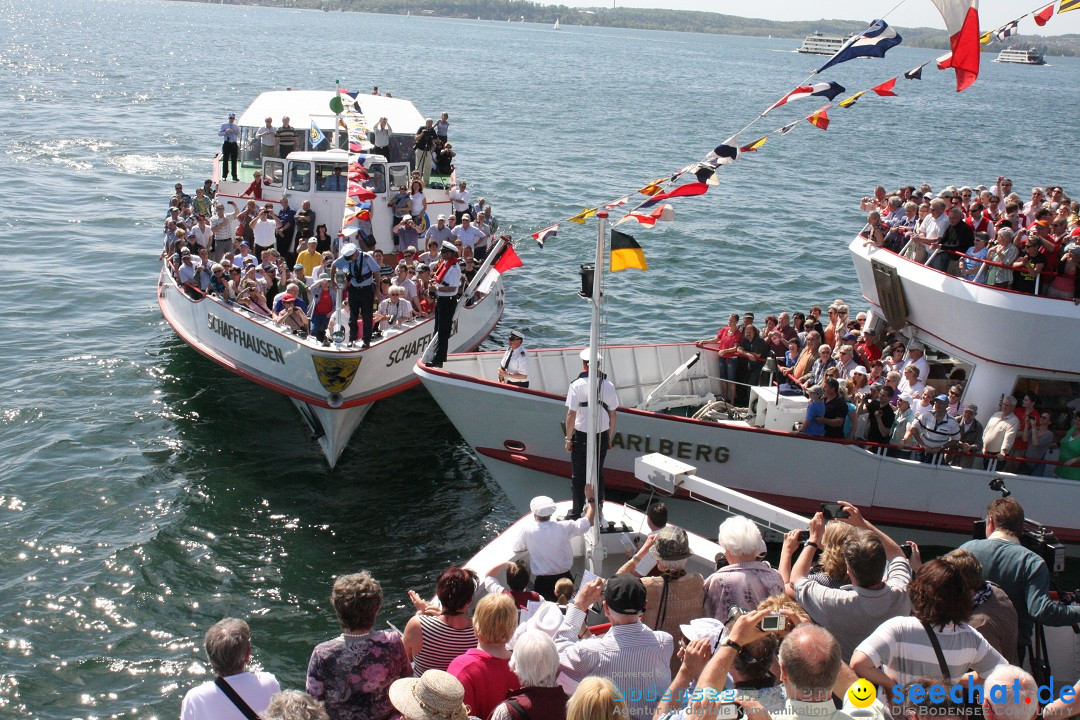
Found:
214,90 -> 452,256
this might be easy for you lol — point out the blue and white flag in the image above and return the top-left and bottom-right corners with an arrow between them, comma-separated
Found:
815,19 -> 903,74
994,20 -> 1019,42
309,120 -> 326,148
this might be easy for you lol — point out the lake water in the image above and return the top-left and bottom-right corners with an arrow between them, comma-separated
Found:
1,0 -> 1078,717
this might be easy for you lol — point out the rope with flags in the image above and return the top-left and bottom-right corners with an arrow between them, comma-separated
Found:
543,2 -> 1072,263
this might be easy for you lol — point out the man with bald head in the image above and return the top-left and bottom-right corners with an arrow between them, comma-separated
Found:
982,666 -> 1038,720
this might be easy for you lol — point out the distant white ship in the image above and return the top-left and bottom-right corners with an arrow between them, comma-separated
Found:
994,47 -> 1046,65
554,17 -> 560,30
796,31 -> 851,55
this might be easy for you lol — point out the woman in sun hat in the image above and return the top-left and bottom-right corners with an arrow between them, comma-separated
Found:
389,670 -> 478,720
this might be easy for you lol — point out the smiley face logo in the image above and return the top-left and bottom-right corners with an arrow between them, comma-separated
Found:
847,679 -> 877,708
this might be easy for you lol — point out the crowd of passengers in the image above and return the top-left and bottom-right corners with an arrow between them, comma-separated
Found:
710,302 -> 1080,481
162,167 -> 500,344
857,179 -> 1080,300
181,496 -> 1080,720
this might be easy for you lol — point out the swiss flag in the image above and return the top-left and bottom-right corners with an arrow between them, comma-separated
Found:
930,0 -> 981,91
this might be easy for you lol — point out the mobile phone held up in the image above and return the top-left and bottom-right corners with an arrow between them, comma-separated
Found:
820,502 -> 849,520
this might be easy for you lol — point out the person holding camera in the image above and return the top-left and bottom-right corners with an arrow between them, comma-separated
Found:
791,503 -> 912,662
959,498 -> 1080,664
272,294 -> 309,336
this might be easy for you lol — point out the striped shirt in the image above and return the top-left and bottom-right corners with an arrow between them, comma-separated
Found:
411,614 -> 477,676
554,605 -> 673,720
854,616 -> 1006,685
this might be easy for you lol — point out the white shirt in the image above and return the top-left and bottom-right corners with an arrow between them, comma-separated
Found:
180,671 -> 279,720
451,224 -> 486,251
500,346 -> 530,380
922,213 -> 949,240
512,516 -> 591,576
449,186 -> 470,213
565,373 -> 620,432
190,223 -> 213,249
252,218 -> 277,248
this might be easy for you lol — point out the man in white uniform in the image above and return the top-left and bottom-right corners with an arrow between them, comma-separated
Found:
512,492 -> 594,601
498,329 -> 530,387
565,349 -> 620,519
180,618 -> 279,720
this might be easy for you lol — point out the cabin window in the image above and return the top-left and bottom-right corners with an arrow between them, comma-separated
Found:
1011,377 -> 1080,439
263,160 -> 284,188
288,162 -> 311,192
314,162 -> 349,192
388,164 -> 410,191
369,165 -> 386,194
915,342 -> 974,396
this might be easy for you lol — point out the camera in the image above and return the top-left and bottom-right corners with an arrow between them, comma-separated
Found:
759,612 -> 785,632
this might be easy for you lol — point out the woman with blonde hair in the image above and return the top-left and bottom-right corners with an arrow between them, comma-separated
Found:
566,677 -> 628,720
446,593 -> 520,720
779,520 -> 856,597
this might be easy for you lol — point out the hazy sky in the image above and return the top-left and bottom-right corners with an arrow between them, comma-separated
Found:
561,0 -> 1080,36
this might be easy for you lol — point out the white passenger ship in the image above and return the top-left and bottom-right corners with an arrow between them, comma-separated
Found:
994,47 -> 1046,65
416,227 -> 1080,547
158,91 -> 506,466
796,32 -> 851,55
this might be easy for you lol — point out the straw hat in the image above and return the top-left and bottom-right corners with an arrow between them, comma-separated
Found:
389,670 -> 469,720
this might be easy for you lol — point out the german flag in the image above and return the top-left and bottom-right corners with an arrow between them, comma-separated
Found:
1060,0 -> 1080,13
610,229 -> 647,272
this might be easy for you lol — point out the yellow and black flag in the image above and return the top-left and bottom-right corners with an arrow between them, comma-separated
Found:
610,229 -> 648,272
1061,0 -> 1080,13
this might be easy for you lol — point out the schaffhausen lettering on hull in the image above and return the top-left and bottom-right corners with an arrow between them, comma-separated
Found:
207,314 -> 286,364
385,319 -> 459,367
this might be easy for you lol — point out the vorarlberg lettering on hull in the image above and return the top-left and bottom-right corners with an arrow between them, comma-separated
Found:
560,425 -> 731,464
207,314 -> 285,364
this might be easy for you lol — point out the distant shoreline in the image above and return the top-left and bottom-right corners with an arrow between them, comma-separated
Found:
173,0 -> 1080,57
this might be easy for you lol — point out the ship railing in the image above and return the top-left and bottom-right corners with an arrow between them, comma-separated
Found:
870,240 -> 1072,300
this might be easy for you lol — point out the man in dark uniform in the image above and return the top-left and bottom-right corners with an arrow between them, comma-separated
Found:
430,241 -> 461,367
330,243 -> 380,348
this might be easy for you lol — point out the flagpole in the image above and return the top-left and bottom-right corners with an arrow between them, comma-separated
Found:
585,211 -> 607,577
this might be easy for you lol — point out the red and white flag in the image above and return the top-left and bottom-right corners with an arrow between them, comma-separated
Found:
929,0 -> 981,91
1034,3 -> 1054,26
531,224 -> 558,248
617,204 -> 675,227
766,81 -> 845,112
478,242 -> 523,294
